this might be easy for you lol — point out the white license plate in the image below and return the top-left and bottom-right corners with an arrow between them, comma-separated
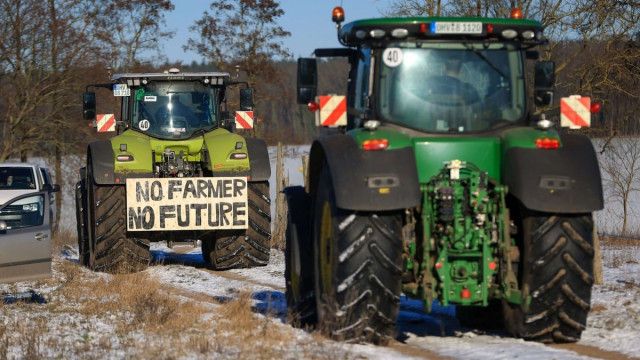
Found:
433,22 -> 482,34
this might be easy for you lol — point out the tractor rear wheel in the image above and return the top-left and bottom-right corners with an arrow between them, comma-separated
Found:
202,181 -> 271,270
284,186 -> 317,327
86,171 -> 150,273
313,167 -> 403,344
503,212 -> 594,343
75,179 -> 90,266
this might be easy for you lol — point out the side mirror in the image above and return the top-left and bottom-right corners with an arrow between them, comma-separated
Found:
83,92 -> 96,120
239,88 -> 254,111
297,58 -> 317,104
534,61 -> 555,107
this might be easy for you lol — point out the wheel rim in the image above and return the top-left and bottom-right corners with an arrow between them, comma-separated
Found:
319,201 -> 334,296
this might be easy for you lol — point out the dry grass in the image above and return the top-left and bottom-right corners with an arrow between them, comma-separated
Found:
600,236 -> 640,268
51,228 -> 77,253
591,303 -> 608,314
56,262 -> 208,334
601,236 -> 640,248
0,258 -> 357,359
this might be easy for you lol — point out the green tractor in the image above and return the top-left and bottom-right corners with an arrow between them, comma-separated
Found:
76,69 -> 272,273
285,8 -> 603,344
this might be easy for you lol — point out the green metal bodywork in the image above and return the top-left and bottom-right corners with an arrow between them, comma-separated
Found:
350,125 -> 558,308
352,126 -> 560,181
110,128 -> 250,176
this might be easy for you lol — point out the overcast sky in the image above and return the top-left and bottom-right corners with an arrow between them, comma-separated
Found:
162,0 -> 394,64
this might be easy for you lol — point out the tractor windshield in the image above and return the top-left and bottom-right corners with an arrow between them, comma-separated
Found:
131,81 -> 220,139
378,42 -> 525,133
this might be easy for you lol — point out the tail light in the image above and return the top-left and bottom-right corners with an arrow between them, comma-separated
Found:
460,288 -> 471,299
362,139 -> 389,151
535,137 -> 560,149
307,101 -> 319,112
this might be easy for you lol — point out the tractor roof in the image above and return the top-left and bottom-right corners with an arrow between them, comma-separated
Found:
339,16 -> 544,46
111,71 -> 230,84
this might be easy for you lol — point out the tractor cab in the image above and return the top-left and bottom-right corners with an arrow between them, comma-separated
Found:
298,9 -> 555,133
83,69 -> 254,139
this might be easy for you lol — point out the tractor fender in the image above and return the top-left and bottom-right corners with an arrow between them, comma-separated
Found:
246,138 -> 271,182
504,132 -> 603,213
87,141 -> 116,185
308,134 -> 420,211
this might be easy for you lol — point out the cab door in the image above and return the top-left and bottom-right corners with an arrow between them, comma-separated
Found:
0,192 -> 51,283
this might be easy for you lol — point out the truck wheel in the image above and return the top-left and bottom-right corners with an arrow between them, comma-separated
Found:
75,179 -> 90,266
503,212 -> 594,343
284,186 -> 317,327
86,174 -> 150,273
203,181 -> 271,270
313,167 -> 402,344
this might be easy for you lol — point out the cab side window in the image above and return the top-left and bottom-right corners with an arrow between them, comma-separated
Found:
354,48 -> 371,112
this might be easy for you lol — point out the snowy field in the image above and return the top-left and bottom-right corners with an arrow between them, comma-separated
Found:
1,144 -> 639,359
1,238 -> 638,359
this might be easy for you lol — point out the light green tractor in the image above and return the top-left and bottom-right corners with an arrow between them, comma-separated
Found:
76,69 -> 271,273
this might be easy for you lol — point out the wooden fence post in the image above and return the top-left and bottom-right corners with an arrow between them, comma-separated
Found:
593,228 -> 604,285
273,142 -> 288,249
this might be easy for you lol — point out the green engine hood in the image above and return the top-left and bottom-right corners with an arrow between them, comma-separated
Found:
110,129 -> 250,175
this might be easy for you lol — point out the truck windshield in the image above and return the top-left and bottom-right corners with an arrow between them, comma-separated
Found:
131,81 -> 220,139
378,43 -> 525,133
0,167 -> 36,190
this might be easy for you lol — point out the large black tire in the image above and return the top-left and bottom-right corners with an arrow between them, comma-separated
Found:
86,171 -> 150,273
313,167 -> 403,344
75,179 -> 90,266
203,181 -> 271,270
284,186 -> 317,327
503,212 -> 594,343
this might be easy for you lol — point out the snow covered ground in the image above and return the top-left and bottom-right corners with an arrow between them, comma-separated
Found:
1,240 -> 638,359
1,144 -> 638,359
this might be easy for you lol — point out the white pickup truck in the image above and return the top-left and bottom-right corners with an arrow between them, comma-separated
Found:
0,163 -> 60,283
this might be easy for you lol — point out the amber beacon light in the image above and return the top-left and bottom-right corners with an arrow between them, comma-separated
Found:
332,6 -> 345,24
510,7 -> 523,19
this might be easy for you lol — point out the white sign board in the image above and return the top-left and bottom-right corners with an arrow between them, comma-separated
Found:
126,177 -> 248,231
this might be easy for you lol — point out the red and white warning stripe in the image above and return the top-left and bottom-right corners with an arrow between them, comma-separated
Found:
235,111 -> 254,129
560,95 -> 591,129
316,95 -> 347,127
96,114 -> 116,132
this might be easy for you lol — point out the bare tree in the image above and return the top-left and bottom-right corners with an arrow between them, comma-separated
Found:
93,0 -> 175,71
600,137 -> 640,235
185,0 -> 291,85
